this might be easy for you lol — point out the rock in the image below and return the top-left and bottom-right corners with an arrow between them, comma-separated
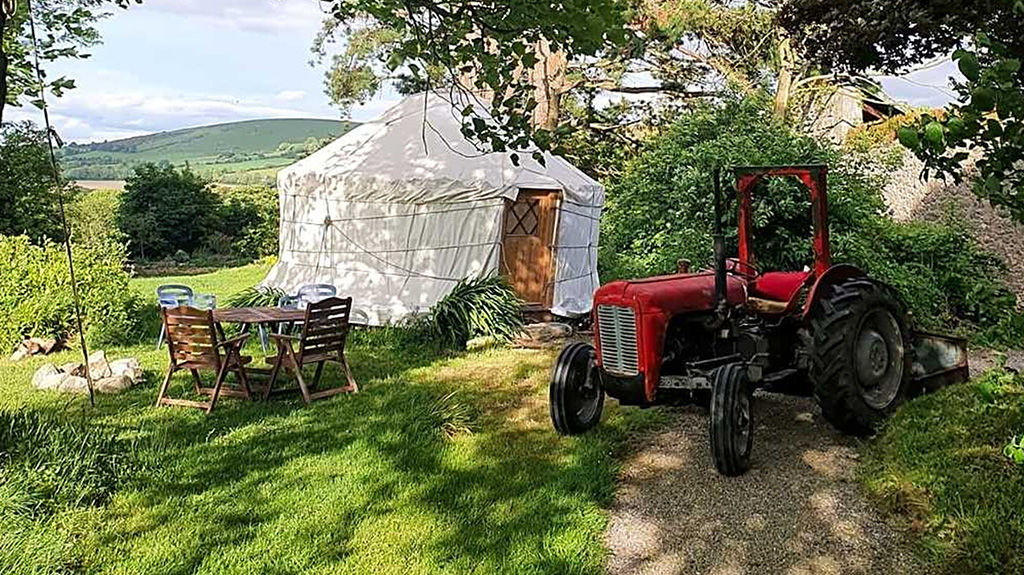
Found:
88,350 -> 112,379
515,322 -> 573,347
32,352 -> 142,395
94,375 -> 133,394
32,364 -> 68,390
56,376 -> 90,394
9,337 -> 58,361
109,358 -> 143,383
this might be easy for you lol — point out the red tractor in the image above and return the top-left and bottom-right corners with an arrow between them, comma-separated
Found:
550,165 -> 968,476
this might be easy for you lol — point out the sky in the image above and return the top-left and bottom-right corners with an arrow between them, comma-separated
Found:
6,0 -> 963,144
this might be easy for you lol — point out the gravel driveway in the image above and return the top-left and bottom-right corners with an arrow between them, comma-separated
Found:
606,392 -> 923,575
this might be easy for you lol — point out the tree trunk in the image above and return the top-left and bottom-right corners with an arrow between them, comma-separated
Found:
1,7 -> 8,125
530,39 -> 567,131
774,36 -> 795,119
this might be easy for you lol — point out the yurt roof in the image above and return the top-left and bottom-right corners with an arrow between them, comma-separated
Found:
277,92 -> 603,205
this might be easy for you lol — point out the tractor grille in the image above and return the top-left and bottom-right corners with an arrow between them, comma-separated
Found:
596,305 -> 639,376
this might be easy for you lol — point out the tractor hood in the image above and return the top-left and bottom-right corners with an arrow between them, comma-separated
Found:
594,271 -> 747,316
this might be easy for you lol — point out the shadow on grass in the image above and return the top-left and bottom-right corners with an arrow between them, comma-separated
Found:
39,342 -> 632,574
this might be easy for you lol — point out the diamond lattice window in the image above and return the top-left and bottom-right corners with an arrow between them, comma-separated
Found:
506,199 -> 540,236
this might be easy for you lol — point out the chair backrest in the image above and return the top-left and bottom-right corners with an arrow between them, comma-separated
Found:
297,284 -> 337,308
157,284 -> 193,308
192,293 -> 217,310
300,297 -> 352,360
278,294 -> 300,310
163,306 -> 221,369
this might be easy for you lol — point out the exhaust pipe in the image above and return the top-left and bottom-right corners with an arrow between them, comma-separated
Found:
713,168 -> 727,313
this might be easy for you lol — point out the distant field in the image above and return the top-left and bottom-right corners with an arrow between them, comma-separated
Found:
60,118 -> 355,185
74,180 -> 126,190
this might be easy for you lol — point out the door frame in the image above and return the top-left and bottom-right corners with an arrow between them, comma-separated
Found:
499,188 -> 561,308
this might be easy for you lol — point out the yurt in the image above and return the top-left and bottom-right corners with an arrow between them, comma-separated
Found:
262,92 -> 604,325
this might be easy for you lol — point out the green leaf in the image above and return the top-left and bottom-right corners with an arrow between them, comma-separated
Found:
924,121 -> 945,147
972,88 -> 996,112
897,127 -> 920,149
947,117 -> 966,140
957,52 -> 980,82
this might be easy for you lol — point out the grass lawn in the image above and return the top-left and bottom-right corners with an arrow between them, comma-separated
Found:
859,369 -> 1024,574
1,265 -> 659,575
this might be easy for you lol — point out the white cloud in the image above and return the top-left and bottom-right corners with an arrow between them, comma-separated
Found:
140,0 -> 326,34
276,90 -> 307,102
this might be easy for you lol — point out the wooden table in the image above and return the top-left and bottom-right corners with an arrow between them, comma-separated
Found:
213,307 -> 306,326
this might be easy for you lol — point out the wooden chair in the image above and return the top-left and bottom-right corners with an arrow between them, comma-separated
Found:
156,306 -> 253,413
266,296 -> 358,404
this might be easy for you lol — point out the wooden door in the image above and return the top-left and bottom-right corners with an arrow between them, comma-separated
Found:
501,190 -> 559,307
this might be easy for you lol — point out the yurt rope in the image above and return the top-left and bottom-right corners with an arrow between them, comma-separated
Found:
25,0 -> 95,406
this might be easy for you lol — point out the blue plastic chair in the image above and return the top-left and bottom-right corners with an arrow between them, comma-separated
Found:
155,284 -> 193,349
297,284 -> 337,308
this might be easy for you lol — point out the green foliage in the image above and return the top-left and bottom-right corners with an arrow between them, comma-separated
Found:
69,187 -> 124,248
117,163 -> 218,260
0,121 -> 68,244
780,0 -> 1022,75
322,0 -> 627,155
900,31 -> 1024,223
0,235 -> 142,352
428,276 -> 524,350
428,390 -> 477,441
215,185 -> 279,258
835,216 -> 1021,340
1005,436 -> 1024,465
861,368 -> 1024,574
226,285 -> 287,309
602,95 -> 883,279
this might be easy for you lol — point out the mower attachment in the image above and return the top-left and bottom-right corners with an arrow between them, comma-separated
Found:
911,331 -> 970,392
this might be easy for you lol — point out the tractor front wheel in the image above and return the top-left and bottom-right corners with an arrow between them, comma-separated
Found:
710,363 -> 754,476
807,278 -> 912,436
550,342 -> 605,435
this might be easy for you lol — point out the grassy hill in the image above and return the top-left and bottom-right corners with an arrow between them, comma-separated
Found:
61,118 -> 356,185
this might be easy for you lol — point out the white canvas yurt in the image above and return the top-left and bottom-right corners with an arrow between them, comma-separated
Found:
262,92 -> 604,325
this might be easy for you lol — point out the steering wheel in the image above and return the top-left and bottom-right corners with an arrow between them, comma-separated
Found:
725,258 -> 760,280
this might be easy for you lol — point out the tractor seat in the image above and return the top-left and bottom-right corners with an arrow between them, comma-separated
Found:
749,271 -> 811,304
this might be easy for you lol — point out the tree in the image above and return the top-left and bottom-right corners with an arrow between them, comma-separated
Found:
782,0 -> 1024,222
0,0 -> 138,124
117,163 -> 217,260
0,120 -> 68,242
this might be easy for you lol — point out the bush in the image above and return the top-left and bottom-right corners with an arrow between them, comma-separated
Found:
117,163 -> 218,260
227,285 -> 287,308
0,235 -> 143,352
603,94 -> 1022,341
214,185 -> 279,258
69,188 -> 125,249
429,276 -> 524,350
0,121 -> 70,244
601,94 -> 885,280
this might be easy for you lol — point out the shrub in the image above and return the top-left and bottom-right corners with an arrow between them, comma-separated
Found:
69,187 -> 125,249
215,185 -> 279,258
0,235 -> 143,352
0,121 -> 70,245
601,94 -> 886,280
117,163 -> 219,260
429,276 -> 524,350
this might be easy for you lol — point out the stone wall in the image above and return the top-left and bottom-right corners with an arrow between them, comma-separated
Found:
880,149 -> 1024,304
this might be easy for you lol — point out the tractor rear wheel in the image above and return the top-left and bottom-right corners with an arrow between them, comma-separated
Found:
710,363 -> 754,476
807,278 -> 912,436
550,342 -> 605,435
